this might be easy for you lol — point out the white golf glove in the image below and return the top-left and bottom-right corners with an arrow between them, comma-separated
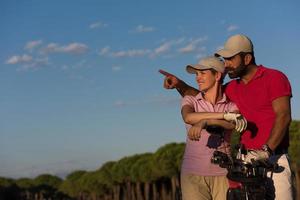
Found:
223,112 -> 247,133
244,150 -> 270,163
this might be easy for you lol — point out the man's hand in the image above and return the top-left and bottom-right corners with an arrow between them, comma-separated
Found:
244,150 -> 270,163
159,69 -> 181,89
188,120 -> 207,141
223,112 -> 247,133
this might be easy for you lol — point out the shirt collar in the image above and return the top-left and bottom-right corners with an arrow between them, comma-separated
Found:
195,91 -> 228,104
252,65 -> 266,80
236,65 -> 266,84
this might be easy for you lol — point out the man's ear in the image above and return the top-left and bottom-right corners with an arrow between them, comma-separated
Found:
244,53 -> 252,65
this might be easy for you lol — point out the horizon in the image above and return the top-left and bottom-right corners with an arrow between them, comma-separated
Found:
1,0 -> 300,179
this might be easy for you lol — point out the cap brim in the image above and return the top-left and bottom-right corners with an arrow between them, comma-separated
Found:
186,64 -> 212,74
186,65 -> 197,74
215,49 -> 236,58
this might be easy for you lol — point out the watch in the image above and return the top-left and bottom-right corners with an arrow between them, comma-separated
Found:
261,144 -> 273,155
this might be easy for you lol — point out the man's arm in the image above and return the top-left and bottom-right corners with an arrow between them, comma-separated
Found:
159,69 -> 199,97
266,96 -> 291,151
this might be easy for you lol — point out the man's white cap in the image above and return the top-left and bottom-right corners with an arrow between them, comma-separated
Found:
215,34 -> 253,58
186,56 -> 225,74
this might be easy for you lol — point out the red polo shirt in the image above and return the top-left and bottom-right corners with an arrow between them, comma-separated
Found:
225,65 -> 292,149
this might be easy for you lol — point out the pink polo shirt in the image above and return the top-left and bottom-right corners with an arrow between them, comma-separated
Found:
181,92 -> 238,176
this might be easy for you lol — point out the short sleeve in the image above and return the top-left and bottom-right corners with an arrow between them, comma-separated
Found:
227,101 -> 239,113
181,95 -> 195,108
268,70 -> 292,101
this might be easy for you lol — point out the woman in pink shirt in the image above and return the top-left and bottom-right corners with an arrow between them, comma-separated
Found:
178,56 -> 246,200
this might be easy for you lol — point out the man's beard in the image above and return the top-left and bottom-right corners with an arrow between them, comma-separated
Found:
228,64 -> 247,79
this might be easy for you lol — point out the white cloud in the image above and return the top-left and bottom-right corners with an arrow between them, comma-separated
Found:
24,40 -> 43,51
111,49 -> 150,58
99,46 -> 110,56
174,37 -> 186,45
114,100 -> 126,107
5,53 -> 49,71
43,43 -> 59,53
153,42 -> 171,56
63,43 -> 88,54
16,57 -> 49,72
61,65 -> 69,70
112,66 -> 122,72
99,36 -> 207,59
179,43 -> 196,53
195,53 -> 207,59
134,25 -> 155,33
42,42 -> 88,54
99,46 -> 151,58
227,25 -> 239,32
6,54 -> 33,64
178,37 -> 208,54
89,21 -> 108,29
16,64 -> 38,72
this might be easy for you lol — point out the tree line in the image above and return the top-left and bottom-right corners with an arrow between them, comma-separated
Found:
1,120 -> 299,200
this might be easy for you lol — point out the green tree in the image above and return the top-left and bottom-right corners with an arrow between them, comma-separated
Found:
0,177 -> 14,188
112,154 -> 143,200
130,153 -> 153,200
16,178 -> 34,199
153,142 -> 184,200
33,174 -> 63,200
59,170 -> 86,198
0,177 -> 20,200
78,171 -> 104,200
289,120 -> 300,166
96,161 -> 116,200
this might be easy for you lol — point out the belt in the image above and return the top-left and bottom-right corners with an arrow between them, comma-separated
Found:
273,148 -> 288,155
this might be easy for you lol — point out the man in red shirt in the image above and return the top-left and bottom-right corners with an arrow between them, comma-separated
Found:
160,34 -> 293,199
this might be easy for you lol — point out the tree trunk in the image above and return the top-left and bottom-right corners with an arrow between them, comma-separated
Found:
26,190 -> 31,200
171,176 -> 177,200
297,166 -> 300,200
126,181 -> 131,200
113,185 -> 120,200
39,192 -> 43,200
91,192 -> 97,200
161,182 -> 168,200
152,182 -> 157,200
144,182 -> 150,200
131,183 -> 136,200
135,182 -> 143,200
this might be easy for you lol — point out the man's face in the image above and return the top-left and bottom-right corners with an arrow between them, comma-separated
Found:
223,54 -> 247,79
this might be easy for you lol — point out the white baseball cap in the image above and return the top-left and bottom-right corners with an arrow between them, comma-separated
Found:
186,56 -> 225,74
215,34 -> 253,58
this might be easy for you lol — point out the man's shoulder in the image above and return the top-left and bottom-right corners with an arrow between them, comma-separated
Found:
259,65 -> 287,78
225,79 -> 238,88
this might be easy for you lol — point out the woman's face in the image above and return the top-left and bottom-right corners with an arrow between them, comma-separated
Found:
195,69 -> 218,92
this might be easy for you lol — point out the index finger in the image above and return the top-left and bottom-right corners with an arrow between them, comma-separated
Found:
158,69 -> 174,77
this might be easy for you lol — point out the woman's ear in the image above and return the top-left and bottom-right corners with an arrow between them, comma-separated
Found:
216,72 -> 222,82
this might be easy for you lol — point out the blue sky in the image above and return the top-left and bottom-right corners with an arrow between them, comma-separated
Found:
1,0 -> 300,178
